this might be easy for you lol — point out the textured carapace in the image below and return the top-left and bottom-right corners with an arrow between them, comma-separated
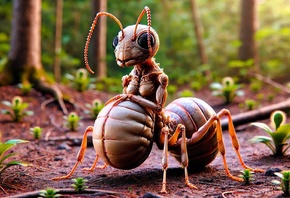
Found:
84,6 -> 158,73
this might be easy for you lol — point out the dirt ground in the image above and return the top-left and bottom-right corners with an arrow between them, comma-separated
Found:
0,85 -> 290,198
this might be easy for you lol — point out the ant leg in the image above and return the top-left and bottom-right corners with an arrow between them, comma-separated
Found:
217,109 -> 264,173
178,124 -> 198,189
188,115 -> 244,182
159,124 -> 197,192
52,126 -> 94,180
160,126 -> 169,193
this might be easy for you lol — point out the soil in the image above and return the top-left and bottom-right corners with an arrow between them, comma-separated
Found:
0,84 -> 290,198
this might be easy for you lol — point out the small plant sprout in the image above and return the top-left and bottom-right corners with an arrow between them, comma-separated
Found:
17,82 -> 32,95
1,96 -> 34,122
38,187 -> 61,198
0,139 -> 30,176
250,110 -> 290,156
30,126 -> 43,140
239,169 -> 254,185
71,177 -> 88,193
210,76 -> 244,104
65,68 -> 94,92
272,171 -> 290,196
85,99 -> 104,119
244,99 -> 258,110
64,112 -> 81,131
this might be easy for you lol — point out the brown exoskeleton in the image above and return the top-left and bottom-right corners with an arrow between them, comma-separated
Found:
53,6 -> 264,193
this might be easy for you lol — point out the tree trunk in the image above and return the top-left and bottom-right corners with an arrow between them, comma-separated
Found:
190,0 -> 211,78
54,0 -> 63,83
92,0 -> 107,79
0,0 -> 67,114
238,0 -> 259,72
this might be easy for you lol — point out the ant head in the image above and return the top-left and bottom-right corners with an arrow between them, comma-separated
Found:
84,6 -> 159,73
113,24 -> 159,67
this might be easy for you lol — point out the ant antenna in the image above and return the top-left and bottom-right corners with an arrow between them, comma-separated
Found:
133,6 -> 153,55
84,12 -> 124,74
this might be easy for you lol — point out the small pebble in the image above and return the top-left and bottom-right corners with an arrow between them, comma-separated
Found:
54,156 -> 63,161
142,192 -> 161,198
265,167 -> 281,176
57,142 -> 72,151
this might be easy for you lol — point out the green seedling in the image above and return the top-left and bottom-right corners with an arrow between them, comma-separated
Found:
244,99 -> 258,110
85,99 -> 104,119
64,112 -> 81,131
38,188 -> 61,198
250,110 -> 290,156
210,76 -> 244,104
65,68 -> 94,92
71,177 -> 88,193
272,171 -> 290,196
30,126 -> 43,140
17,83 -> 32,95
1,96 -> 34,122
0,139 -> 30,176
239,169 -> 253,185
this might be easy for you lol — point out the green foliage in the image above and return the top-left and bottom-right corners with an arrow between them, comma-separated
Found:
228,59 -> 254,77
65,68 -> 94,92
1,1 -> 290,82
71,177 -> 88,193
30,126 -> 43,140
64,112 -> 81,131
244,99 -> 258,111
250,110 -> 290,156
167,85 -> 178,96
210,77 -> 244,104
1,96 -> 34,122
239,169 -> 253,185
249,79 -> 263,93
179,89 -> 194,97
0,139 -> 29,175
85,99 -> 104,119
38,188 -> 61,198
272,171 -> 290,196
95,77 -> 122,93
17,83 -> 32,95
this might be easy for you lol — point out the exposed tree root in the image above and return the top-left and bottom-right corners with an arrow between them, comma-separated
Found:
34,79 -> 68,115
222,98 -> 290,129
7,188 -> 137,198
254,73 -> 290,94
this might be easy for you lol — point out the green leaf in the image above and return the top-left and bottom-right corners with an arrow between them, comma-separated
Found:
249,136 -> 276,154
272,124 -> 290,143
274,172 -> 283,179
0,153 -> 16,164
0,143 -> 15,156
1,101 -> 12,107
0,161 -> 31,175
251,122 -> 273,134
272,179 -> 281,185
0,139 -> 29,156
210,82 -> 222,90
249,136 -> 272,143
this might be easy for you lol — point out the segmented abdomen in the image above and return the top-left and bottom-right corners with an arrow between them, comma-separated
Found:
93,100 -> 154,170
164,97 -> 218,168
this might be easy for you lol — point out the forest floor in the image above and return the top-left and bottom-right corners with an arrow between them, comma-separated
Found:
0,84 -> 290,198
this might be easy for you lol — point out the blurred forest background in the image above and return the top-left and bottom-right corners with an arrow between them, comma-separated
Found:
0,0 -> 290,93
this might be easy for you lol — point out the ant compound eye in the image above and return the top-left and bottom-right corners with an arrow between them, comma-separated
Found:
112,36 -> 118,49
137,32 -> 155,49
